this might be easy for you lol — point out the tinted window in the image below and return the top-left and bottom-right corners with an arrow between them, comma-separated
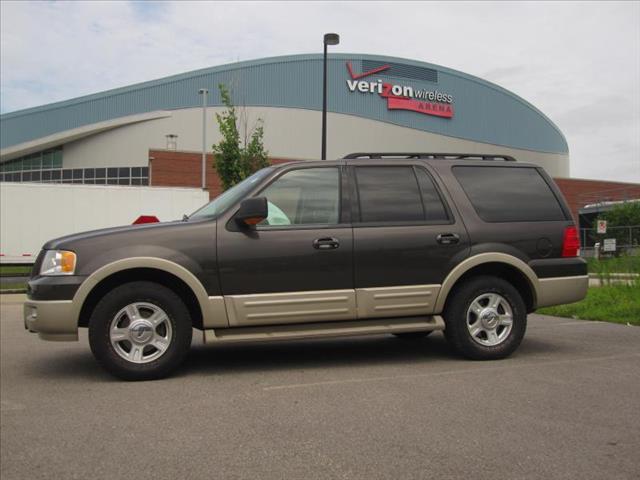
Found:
259,168 -> 340,226
190,168 -> 272,219
415,167 -> 450,223
453,166 -> 565,222
356,166 -> 423,223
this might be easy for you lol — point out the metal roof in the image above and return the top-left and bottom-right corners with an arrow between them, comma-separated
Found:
0,53 -> 568,155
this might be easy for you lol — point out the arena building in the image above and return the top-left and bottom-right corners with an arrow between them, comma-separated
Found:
1,53 -> 639,218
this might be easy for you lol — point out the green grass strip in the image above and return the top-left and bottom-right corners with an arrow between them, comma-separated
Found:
0,265 -> 32,276
538,282 -> 640,325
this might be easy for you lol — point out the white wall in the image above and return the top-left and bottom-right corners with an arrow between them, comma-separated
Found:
61,107 -> 570,177
0,183 -> 209,257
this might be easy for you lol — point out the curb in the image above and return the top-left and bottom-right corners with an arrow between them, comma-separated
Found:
588,273 -> 639,280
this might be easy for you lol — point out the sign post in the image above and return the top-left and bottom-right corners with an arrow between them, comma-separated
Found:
597,220 -> 607,234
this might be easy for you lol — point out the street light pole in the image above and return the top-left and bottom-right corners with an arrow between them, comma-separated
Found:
198,88 -> 209,189
322,33 -> 340,160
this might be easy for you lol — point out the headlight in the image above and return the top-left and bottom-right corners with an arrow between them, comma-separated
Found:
40,250 -> 77,276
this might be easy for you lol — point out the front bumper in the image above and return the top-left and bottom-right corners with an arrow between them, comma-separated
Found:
24,299 -> 78,341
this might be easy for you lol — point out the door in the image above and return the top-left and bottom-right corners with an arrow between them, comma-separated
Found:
350,164 -> 469,318
217,166 -> 355,327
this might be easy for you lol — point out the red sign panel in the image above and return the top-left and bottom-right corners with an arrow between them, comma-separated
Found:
387,96 -> 454,118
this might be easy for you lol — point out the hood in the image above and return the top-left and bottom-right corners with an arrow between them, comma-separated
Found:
43,220 -> 188,251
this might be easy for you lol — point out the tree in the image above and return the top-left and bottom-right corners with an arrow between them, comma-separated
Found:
596,201 -> 640,248
212,83 -> 268,190
597,201 -> 640,227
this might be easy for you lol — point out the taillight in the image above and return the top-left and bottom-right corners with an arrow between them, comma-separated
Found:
562,226 -> 580,257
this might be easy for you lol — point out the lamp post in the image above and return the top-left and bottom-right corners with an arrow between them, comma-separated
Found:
198,88 -> 209,189
322,33 -> 340,160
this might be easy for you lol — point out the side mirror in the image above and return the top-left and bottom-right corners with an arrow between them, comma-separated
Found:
235,197 -> 268,227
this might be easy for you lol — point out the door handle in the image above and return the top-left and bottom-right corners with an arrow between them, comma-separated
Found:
313,237 -> 340,250
436,233 -> 460,245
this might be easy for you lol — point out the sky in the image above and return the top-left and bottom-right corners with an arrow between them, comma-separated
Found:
1,0 -> 639,182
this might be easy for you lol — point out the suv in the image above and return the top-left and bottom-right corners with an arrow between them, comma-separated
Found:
24,153 -> 588,380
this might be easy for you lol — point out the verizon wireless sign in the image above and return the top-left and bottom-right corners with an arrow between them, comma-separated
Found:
345,62 -> 454,118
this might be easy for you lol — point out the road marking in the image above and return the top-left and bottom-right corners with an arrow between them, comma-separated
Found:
1,400 -> 25,412
263,352 -> 640,391
551,321 -> 609,327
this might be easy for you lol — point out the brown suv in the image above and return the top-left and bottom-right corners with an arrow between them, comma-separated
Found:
24,153 -> 588,380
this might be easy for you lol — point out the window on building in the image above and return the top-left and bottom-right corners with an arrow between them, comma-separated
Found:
0,146 -> 150,187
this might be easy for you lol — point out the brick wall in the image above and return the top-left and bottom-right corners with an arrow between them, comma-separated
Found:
149,150 -> 640,217
554,178 -> 640,221
149,149 -> 291,199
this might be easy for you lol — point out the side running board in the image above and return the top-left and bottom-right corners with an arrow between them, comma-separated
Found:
203,315 -> 445,344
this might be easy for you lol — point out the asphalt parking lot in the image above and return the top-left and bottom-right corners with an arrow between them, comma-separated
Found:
1,294 -> 639,480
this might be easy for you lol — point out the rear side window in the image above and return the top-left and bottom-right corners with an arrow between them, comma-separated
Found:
356,166 -> 423,223
453,166 -> 566,222
415,167 -> 450,223
355,166 -> 450,223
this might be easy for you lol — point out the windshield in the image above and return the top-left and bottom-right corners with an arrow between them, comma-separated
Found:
189,168 -> 273,219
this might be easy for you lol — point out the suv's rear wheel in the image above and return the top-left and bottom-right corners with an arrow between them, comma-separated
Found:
443,275 -> 526,360
88,281 -> 192,380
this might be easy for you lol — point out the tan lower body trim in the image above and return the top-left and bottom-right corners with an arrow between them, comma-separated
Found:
224,289 -> 357,327
356,285 -> 441,318
204,315 -> 445,344
537,275 -> 589,308
205,296 -> 228,328
24,300 -> 78,341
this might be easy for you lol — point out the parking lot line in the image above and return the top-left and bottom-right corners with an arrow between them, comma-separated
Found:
263,352 -> 640,391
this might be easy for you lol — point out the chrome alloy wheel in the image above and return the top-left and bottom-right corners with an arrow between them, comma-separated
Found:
466,293 -> 514,347
109,302 -> 173,364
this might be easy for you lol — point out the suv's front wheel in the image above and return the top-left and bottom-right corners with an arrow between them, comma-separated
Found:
88,281 -> 192,380
443,275 -> 526,360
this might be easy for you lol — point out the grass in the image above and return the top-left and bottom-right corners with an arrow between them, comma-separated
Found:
0,282 -> 27,292
0,265 -> 29,292
538,281 -> 640,326
585,255 -> 640,275
0,265 -> 32,276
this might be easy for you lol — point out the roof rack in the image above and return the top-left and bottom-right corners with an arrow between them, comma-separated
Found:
343,152 -> 517,162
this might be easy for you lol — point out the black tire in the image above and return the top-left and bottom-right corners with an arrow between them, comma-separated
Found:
392,331 -> 433,339
88,281 -> 192,380
443,275 -> 526,360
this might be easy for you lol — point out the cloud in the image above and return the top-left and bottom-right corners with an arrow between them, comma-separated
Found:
1,0 -> 639,182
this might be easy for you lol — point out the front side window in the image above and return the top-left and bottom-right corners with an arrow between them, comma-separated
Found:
259,168 -> 340,226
